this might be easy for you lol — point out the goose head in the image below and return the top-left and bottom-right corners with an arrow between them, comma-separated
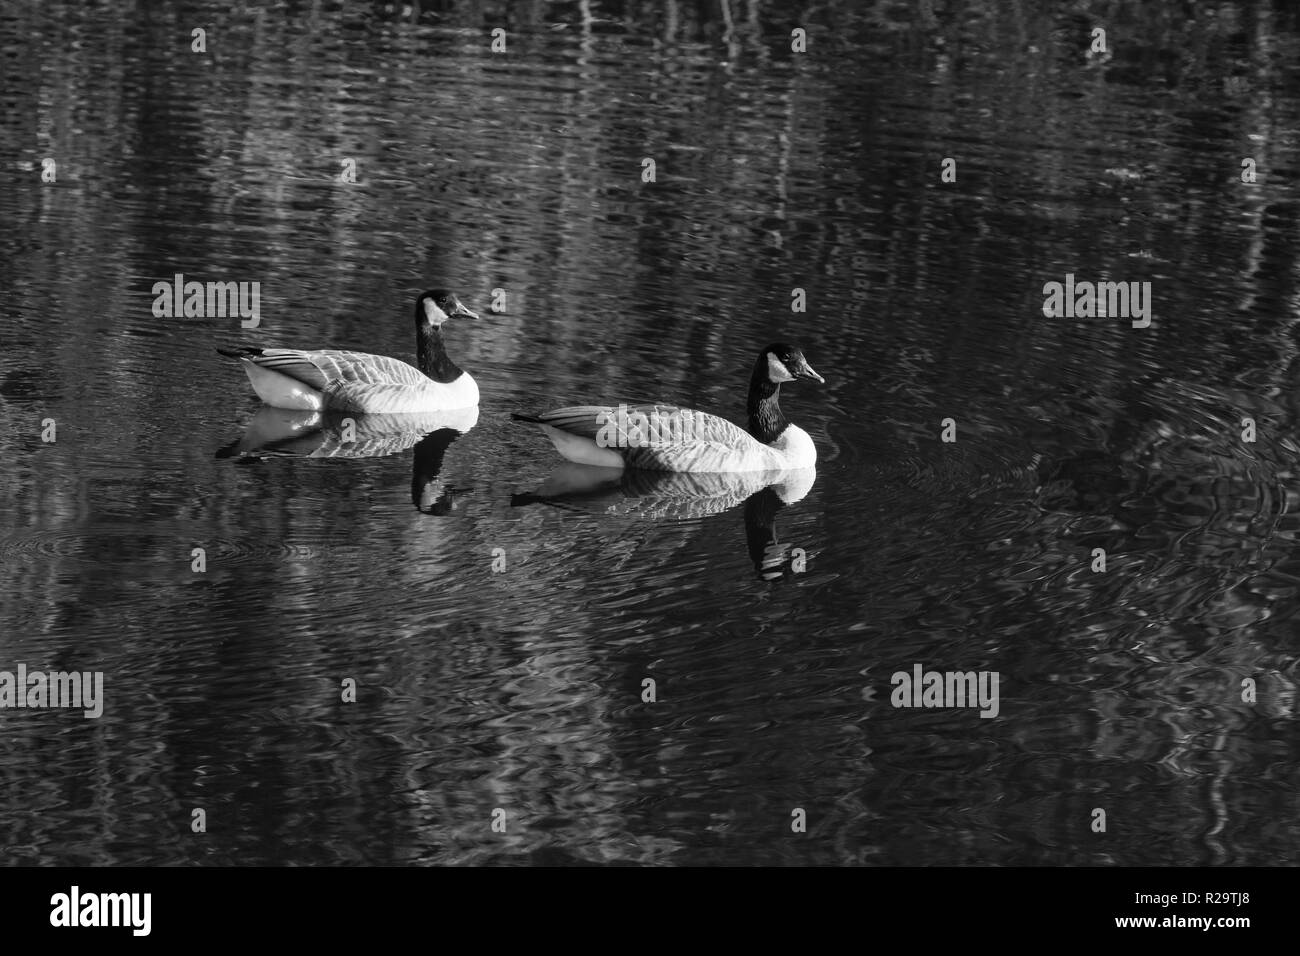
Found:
760,343 -> 824,386
747,343 -> 823,445
413,288 -> 478,383
416,289 -> 478,328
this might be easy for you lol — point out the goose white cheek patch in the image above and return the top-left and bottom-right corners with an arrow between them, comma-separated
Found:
423,299 -> 449,325
767,353 -> 795,383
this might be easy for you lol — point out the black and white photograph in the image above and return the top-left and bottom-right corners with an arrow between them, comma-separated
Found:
0,0 -> 1293,928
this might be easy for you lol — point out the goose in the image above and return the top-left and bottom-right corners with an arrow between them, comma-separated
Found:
218,290 -> 478,414
512,343 -> 824,473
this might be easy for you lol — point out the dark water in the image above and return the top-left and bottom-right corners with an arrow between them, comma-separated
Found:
2,0 -> 1300,866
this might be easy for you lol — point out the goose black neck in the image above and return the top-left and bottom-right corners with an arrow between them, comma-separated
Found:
416,322 -> 462,384
747,357 -> 789,444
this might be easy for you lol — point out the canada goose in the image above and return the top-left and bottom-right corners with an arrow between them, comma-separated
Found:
513,344 -> 823,473
218,290 -> 478,413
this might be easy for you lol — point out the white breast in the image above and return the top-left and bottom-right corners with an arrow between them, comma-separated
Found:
769,425 -> 817,469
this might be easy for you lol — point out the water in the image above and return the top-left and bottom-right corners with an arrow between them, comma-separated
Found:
2,0 -> 1300,866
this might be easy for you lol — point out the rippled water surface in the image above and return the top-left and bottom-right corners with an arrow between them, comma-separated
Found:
3,0 -> 1300,866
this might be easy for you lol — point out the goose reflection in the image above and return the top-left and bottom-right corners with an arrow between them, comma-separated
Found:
216,405 -> 478,515
742,476 -> 816,581
512,464 -> 816,579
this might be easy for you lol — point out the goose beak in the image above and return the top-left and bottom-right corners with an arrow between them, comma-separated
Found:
797,361 -> 825,384
450,298 -> 478,320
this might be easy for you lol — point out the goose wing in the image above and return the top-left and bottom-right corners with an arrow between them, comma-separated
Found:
232,348 -> 427,390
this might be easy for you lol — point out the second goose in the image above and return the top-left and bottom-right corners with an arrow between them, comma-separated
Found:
513,343 -> 824,473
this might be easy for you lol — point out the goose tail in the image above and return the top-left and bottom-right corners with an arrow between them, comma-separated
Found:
217,346 -> 262,359
511,412 -> 546,425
